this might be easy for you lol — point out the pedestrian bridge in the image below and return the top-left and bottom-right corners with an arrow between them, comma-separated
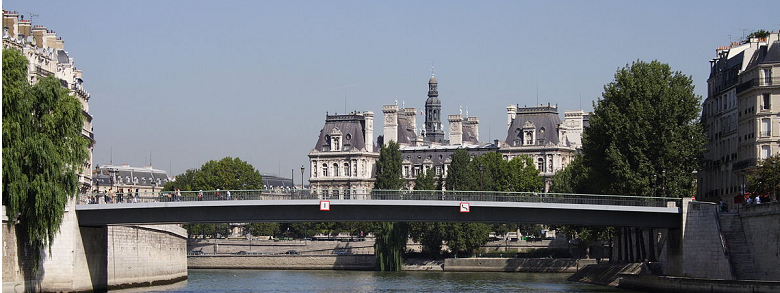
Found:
75,190 -> 682,228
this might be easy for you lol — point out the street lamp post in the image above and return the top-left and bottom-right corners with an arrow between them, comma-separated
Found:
300,165 -> 305,189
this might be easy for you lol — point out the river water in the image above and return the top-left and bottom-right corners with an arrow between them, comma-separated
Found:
114,269 -> 637,292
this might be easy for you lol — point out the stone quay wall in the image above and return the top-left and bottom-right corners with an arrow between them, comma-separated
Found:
680,201 -> 733,279
739,202 -> 780,281
107,225 -> 188,289
442,258 -> 596,273
618,275 -> 780,293
188,255 -> 376,270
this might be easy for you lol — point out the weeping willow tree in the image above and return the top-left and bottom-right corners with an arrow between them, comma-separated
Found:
3,49 -> 90,270
374,222 -> 408,271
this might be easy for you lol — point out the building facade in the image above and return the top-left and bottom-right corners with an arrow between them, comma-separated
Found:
308,73 -> 588,193
700,31 -> 780,206
308,112 -> 378,199
498,104 -> 588,191
92,165 -> 170,194
3,11 -> 95,191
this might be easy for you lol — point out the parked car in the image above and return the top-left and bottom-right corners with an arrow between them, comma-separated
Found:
190,251 -> 205,255
285,250 -> 300,255
236,251 -> 249,255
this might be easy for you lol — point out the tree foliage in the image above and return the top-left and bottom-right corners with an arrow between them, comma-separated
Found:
746,154 -> 780,198
582,60 -> 705,197
3,49 -> 90,269
164,157 -> 263,191
549,155 -> 590,194
746,30 -> 771,40
409,222 -> 446,258
413,169 -> 436,190
446,150 -> 542,192
374,141 -> 405,190
445,149 -> 477,191
374,222 -> 408,271
444,223 -> 491,256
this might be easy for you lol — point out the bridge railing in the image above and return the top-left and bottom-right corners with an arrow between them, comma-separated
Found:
77,189 -> 680,208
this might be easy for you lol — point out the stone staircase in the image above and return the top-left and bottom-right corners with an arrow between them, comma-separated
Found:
718,213 -> 758,280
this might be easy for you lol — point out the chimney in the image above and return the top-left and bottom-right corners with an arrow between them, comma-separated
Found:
364,111 -> 374,152
465,116 -> 479,142
31,25 -> 45,47
404,107 -> 417,135
448,114 -> 463,145
3,11 -> 19,39
507,105 -> 517,130
382,105 -> 398,146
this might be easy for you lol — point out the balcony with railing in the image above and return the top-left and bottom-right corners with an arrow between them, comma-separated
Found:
737,77 -> 780,94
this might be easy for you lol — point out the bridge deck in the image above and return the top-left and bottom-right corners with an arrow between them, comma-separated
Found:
75,190 -> 681,228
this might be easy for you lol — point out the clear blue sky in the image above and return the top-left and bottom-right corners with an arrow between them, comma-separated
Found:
4,1 -> 779,179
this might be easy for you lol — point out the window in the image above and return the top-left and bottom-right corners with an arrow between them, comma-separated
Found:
763,94 -> 771,110
322,164 -> 328,177
404,166 -> 410,178
764,68 -> 772,85
762,119 -> 771,137
333,163 -> 339,177
333,190 -> 339,199
537,158 -> 545,172
332,136 -> 341,151
526,131 -> 533,145
761,145 -> 771,159
435,166 -> 441,176
344,163 -> 350,177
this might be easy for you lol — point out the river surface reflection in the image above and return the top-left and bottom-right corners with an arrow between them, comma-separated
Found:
114,269 -> 638,293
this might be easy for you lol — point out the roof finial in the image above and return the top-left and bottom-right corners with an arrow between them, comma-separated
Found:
431,62 -> 435,77
459,106 -> 463,115
394,99 -> 398,106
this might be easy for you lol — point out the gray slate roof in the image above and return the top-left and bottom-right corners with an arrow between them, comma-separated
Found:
396,115 -> 418,145
57,50 -> 69,64
313,114 -> 369,152
505,106 -> 561,147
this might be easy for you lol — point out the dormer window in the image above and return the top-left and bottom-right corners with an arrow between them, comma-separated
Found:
329,128 -> 343,152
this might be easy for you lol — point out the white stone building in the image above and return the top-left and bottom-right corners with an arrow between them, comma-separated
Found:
700,31 -> 780,205
3,10 -> 95,191
308,112 -> 378,199
498,104 -> 588,191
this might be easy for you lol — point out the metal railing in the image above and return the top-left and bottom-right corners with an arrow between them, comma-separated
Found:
77,189 -> 681,208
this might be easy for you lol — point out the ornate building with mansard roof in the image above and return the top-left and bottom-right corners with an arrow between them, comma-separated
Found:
308,73 -> 589,196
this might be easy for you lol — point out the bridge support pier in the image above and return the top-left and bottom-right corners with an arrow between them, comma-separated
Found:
2,199 -> 187,292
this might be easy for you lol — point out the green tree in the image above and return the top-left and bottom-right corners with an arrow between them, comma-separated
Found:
506,155 -> 543,192
164,157 -> 263,191
374,140 -> 405,190
247,223 -> 280,237
409,222 -> 446,258
414,169 -> 436,190
549,155 -> 589,194
446,149 -> 477,191
746,29 -> 771,40
444,223 -> 491,257
3,49 -> 90,269
582,60 -> 705,197
746,154 -> 780,199
374,222 -> 408,271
